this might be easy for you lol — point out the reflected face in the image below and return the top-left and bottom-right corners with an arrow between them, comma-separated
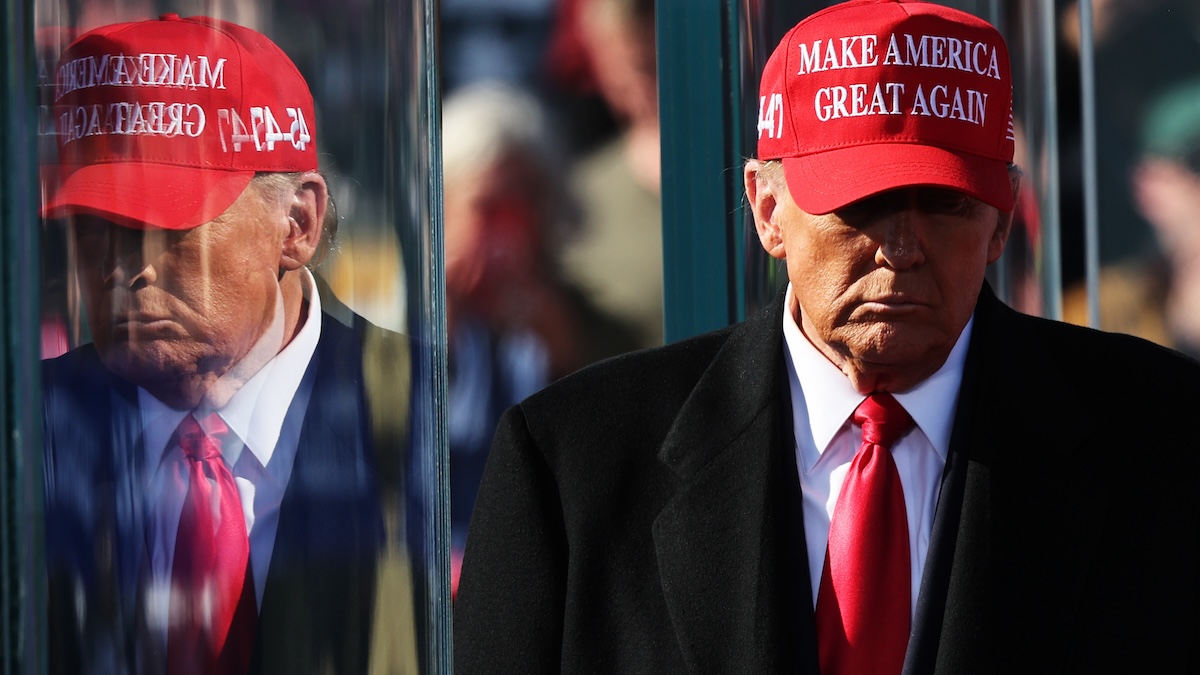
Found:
776,186 -> 1010,387
72,184 -> 287,408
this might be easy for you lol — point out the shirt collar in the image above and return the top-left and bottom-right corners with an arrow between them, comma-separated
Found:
781,282 -> 971,465
141,268 -> 323,471
892,316 -> 971,462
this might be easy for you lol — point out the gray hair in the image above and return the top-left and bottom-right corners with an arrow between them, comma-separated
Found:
441,81 -> 578,252
754,159 -> 786,190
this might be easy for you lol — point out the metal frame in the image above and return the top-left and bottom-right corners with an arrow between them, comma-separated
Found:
2,0 -> 46,672
657,0 -> 745,343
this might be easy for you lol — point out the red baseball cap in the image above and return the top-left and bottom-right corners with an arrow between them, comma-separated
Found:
756,0 -> 1015,215
42,14 -> 317,230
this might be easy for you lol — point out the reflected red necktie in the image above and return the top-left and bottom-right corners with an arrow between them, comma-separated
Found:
815,393 -> 914,675
168,413 -> 256,675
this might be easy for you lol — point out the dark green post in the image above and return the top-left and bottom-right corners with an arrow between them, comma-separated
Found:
1,0 -> 46,672
657,0 -> 746,342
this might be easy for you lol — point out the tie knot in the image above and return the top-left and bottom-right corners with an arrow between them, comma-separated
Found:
177,413 -> 229,461
852,393 -> 914,449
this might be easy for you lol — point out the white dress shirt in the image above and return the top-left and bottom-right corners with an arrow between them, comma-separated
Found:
140,269 -> 322,635
781,283 -> 970,617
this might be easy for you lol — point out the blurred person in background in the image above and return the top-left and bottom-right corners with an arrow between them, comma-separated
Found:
1130,80 -> 1200,357
442,82 -> 639,592
548,0 -> 664,349
1066,78 -> 1200,358
1057,0 -> 1200,281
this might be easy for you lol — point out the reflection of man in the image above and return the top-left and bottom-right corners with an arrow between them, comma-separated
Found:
455,2 -> 1200,673
41,15 -> 411,675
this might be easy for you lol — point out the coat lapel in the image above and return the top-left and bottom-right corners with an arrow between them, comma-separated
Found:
926,286 -> 1104,674
650,284 -> 1109,673
43,347 -> 155,673
253,315 -> 384,675
652,293 -> 818,674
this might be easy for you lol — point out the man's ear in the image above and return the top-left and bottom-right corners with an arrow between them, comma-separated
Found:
745,160 -> 787,259
986,164 -> 1022,264
280,171 -> 327,271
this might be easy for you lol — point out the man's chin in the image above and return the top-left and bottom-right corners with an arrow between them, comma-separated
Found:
96,345 -> 207,405
845,324 -> 952,368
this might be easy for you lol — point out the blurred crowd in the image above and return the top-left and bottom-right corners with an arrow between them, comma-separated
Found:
439,0 -> 660,591
1054,0 -> 1200,357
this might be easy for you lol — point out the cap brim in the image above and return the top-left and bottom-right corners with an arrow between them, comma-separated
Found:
42,162 -> 255,230
781,144 -> 1014,215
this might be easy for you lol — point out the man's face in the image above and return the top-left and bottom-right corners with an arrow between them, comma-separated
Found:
72,183 -> 288,408
753,168 -> 1013,392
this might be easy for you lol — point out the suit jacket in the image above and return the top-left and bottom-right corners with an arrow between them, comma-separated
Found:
43,311 -> 418,675
454,284 -> 1200,674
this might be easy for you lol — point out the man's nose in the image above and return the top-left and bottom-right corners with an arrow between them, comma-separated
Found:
875,210 -> 926,270
104,228 -> 159,287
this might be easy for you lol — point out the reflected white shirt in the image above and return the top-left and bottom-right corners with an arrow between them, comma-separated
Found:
140,269 -> 322,633
781,283 -> 969,617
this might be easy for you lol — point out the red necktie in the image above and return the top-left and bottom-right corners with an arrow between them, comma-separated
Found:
168,413 -> 256,675
815,393 -> 914,675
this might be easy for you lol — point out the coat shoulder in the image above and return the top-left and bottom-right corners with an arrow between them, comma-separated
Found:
520,323 -> 738,430
1007,306 -> 1200,391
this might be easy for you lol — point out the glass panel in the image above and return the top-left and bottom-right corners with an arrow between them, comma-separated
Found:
736,0 -> 825,318
2,0 -> 48,671
972,0 -> 1063,318
29,0 -> 447,672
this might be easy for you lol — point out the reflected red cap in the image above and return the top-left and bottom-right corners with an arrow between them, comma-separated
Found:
42,14 -> 317,229
756,0 -> 1015,214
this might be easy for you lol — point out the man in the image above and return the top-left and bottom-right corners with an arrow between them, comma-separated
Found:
454,1 -> 1200,673
40,15 -> 416,674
